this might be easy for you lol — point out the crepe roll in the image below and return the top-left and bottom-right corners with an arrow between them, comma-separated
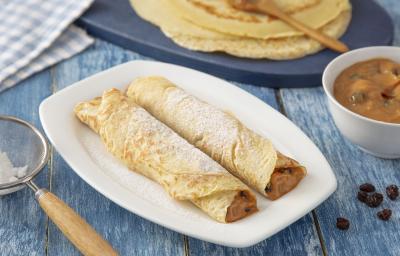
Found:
74,88 -> 257,223
127,77 -> 306,200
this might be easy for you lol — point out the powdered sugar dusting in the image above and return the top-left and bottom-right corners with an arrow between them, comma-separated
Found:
80,127 -> 229,229
130,107 -> 226,173
164,89 -> 241,149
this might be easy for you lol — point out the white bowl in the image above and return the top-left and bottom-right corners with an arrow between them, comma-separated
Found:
322,46 -> 400,159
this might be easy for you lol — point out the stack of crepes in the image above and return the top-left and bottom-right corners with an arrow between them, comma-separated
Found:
130,0 -> 352,60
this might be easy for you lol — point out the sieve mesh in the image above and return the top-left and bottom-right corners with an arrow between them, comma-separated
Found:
0,116 -> 49,191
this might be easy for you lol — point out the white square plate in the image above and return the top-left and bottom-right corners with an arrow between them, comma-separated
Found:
39,61 -> 336,248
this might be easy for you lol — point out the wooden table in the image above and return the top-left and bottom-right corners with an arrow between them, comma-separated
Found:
1,1 -> 399,255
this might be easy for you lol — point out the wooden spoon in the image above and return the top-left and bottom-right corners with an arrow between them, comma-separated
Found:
228,0 -> 349,53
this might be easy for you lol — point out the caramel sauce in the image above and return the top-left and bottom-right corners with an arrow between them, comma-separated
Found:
333,58 -> 400,124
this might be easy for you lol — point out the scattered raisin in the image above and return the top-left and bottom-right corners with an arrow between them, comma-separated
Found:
377,209 -> 392,221
240,191 -> 246,197
366,193 -> 384,208
244,208 -> 251,212
336,217 -> 350,230
357,191 -> 368,203
359,183 -> 375,193
386,185 -> 399,200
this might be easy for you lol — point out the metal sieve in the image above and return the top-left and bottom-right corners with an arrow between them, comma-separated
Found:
0,115 -> 49,194
0,115 -> 117,255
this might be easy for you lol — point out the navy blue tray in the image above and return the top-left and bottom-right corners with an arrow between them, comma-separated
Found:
76,0 -> 393,88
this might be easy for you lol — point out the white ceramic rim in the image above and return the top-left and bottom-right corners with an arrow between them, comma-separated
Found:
322,46 -> 400,127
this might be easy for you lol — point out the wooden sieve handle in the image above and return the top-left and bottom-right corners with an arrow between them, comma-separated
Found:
36,189 -> 118,256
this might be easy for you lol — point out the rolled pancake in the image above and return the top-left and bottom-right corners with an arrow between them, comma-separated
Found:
130,0 -> 351,60
127,77 -> 306,200
74,89 -> 257,223
168,0 -> 350,39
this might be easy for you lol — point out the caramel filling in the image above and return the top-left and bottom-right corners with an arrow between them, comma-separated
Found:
226,190 -> 258,223
265,167 -> 306,200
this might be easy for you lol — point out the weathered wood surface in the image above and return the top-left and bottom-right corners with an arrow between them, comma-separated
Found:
0,72 -> 51,256
188,215 -> 322,256
0,1 -> 399,255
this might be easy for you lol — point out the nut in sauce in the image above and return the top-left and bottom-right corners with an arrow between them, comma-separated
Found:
333,58 -> 400,124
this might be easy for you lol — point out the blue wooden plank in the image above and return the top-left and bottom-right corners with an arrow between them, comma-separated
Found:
188,215 -> 322,256
0,70 -> 52,256
47,40 -> 184,256
280,1 -> 400,255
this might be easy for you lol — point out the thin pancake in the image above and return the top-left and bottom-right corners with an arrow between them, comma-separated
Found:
168,0 -> 350,39
166,11 -> 351,60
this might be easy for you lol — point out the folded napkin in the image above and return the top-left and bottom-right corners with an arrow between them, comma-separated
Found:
0,0 -> 94,92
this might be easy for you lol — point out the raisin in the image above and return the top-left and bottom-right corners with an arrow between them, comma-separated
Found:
386,185 -> 399,200
244,208 -> 251,212
240,191 -> 246,197
359,183 -> 375,192
336,217 -> 350,230
366,193 -> 384,208
357,191 -> 368,203
377,209 -> 392,221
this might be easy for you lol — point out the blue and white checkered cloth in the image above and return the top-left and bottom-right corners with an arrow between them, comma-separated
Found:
0,0 -> 94,92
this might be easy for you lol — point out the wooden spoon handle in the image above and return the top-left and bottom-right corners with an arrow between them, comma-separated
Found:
36,189 -> 118,256
272,10 -> 349,53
